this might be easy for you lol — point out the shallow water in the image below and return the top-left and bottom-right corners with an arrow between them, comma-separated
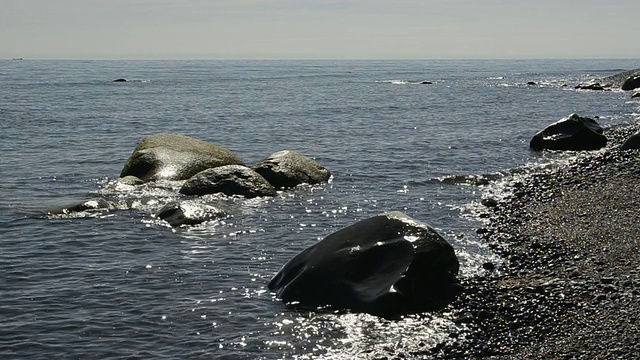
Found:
1,59 -> 639,359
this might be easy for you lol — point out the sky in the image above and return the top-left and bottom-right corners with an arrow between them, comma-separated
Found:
1,0 -> 639,60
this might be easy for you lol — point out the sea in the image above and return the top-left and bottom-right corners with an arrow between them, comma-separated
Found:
1,59 -> 639,359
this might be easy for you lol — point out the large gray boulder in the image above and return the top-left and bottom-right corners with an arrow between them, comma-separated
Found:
180,165 -> 276,198
268,212 -> 461,317
622,75 -> 640,91
530,114 -> 607,151
121,134 -> 244,182
253,150 -> 331,189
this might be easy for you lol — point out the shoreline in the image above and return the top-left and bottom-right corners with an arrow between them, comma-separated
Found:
422,124 -> 640,358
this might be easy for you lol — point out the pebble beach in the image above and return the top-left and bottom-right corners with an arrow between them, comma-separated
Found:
424,124 -> 640,359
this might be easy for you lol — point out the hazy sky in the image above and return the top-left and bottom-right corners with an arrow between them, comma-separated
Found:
2,0 -> 639,60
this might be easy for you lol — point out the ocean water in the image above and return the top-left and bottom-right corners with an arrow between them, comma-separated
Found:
1,59 -> 639,359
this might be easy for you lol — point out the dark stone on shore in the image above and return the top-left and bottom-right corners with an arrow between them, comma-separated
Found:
120,134 -> 245,182
156,201 -> 226,227
113,78 -> 127,82
620,132 -> 640,150
179,165 -> 276,198
253,150 -> 330,189
268,211 -> 461,317
481,198 -> 498,208
621,75 -> 640,91
530,113 -> 607,151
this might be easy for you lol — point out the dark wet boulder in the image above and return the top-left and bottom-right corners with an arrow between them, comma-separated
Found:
530,114 -> 607,151
156,201 -> 226,227
120,134 -> 245,182
419,81 -> 433,84
180,165 -> 276,198
632,92 -> 640,99
527,81 -> 537,85
622,75 -> 640,91
621,132 -> 640,150
253,150 -> 330,189
268,212 -> 461,317
112,78 -> 127,82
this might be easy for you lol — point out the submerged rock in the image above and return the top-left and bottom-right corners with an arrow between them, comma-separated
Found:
180,165 -> 276,198
575,83 -> 604,91
48,198 -> 113,215
268,211 -> 461,317
112,78 -> 127,82
120,134 -> 245,182
156,201 -> 226,227
530,114 -> 607,151
253,150 -> 331,189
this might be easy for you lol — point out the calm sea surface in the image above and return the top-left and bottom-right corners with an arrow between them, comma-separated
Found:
1,59 -> 639,359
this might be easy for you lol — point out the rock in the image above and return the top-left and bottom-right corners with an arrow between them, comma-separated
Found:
482,262 -> 496,271
575,83 -> 604,91
268,211 -> 461,317
481,198 -> 499,208
253,150 -> 331,189
632,92 -> 640,99
620,132 -> 640,150
48,198 -> 112,215
113,78 -> 127,82
621,75 -> 640,91
120,134 -> 245,182
530,114 -> 607,151
420,81 -> 433,84
179,165 -> 276,198
118,175 -> 144,186
156,201 -> 226,227
527,81 -> 537,85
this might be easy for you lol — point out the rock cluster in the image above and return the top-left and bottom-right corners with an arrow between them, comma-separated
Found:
120,134 -> 330,192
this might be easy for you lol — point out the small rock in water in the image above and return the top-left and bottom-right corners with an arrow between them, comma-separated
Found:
481,198 -> 499,208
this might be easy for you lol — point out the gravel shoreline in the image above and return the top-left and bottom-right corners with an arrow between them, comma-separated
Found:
420,125 -> 640,359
